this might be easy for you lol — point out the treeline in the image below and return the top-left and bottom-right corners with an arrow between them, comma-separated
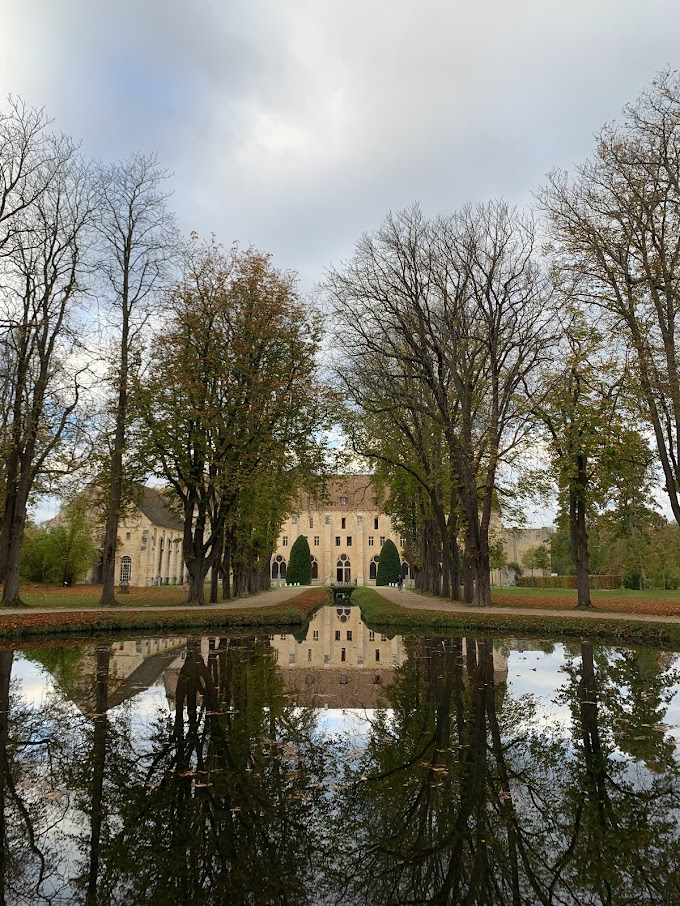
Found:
0,100 -> 330,606
326,72 -> 680,608
4,72 -> 680,609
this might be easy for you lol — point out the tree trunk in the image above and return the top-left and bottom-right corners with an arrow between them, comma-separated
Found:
221,540 -> 232,600
569,455 -> 592,609
98,367 -> 127,605
1,468 -> 32,605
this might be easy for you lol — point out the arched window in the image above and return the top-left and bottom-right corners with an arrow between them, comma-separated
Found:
336,554 -> 351,583
272,554 -> 287,580
311,558 -> 318,580
401,560 -> 414,580
369,555 -> 380,581
120,556 -> 132,585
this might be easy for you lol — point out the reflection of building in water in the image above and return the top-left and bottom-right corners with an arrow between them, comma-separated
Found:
46,617 -> 510,715
46,637 -> 187,715
268,607 -> 509,709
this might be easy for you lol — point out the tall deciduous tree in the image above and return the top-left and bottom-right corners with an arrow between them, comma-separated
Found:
539,71 -> 680,527
535,310 -> 654,607
95,153 -> 176,605
138,241 -> 326,604
0,122 -> 93,603
328,203 -> 556,605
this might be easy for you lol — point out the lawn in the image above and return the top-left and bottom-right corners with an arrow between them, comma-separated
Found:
491,585 -> 680,617
352,587 -> 680,649
0,585 -> 331,641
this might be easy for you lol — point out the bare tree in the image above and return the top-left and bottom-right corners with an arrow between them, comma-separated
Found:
539,71 -> 680,526
327,203 -> 555,605
0,138 -> 94,603
0,97 -> 68,257
95,153 -> 177,605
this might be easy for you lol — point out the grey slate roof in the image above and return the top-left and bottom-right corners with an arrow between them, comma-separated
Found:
135,485 -> 184,531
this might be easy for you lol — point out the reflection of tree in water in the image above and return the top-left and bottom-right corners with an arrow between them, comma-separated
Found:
101,636 -> 330,904
555,643 -> 680,904
0,650 -> 70,904
333,636 -> 680,905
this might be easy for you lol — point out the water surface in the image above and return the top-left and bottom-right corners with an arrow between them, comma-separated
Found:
3,606 -> 680,904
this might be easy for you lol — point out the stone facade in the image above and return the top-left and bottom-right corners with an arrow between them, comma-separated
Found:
85,486 -> 186,588
271,475 -> 407,587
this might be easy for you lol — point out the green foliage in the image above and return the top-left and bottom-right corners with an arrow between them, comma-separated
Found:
286,535 -> 312,585
376,538 -> 401,585
21,502 -> 98,586
507,561 -> 522,578
489,536 -> 507,571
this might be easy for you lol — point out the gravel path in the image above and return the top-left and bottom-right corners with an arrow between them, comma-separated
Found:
378,586 -> 680,624
0,585 -> 307,614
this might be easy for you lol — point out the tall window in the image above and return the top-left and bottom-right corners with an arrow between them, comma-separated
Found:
120,556 -> 132,584
335,536 -> 341,546
282,536 -> 288,547
309,517 -> 314,528
340,496 -> 348,506
380,536 -> 385,546
336,554 -> 351,583
311,558 -> 319,580
368,536 -> 374,547
346,536 -> 352,546
369,556 -> 380,580
271,555 -> 287,579
374,517 -> 379,530
341,517 -> 346,529
314,536 -> 320,546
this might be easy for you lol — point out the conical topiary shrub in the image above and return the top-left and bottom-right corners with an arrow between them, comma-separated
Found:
286,534 -> 312,585
376,538 -> 401,586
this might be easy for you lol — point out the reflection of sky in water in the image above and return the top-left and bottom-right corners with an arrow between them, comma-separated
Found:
507,646 -> 573,729
13,641 -> 680,749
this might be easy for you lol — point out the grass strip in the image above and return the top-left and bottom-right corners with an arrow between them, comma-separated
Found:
351,587 -> 680,649
0,587 -> 331,643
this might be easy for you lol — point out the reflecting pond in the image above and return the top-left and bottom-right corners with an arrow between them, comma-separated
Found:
3,605 -> 680,904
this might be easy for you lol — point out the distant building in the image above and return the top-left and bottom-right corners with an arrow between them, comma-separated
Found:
271,475 -> 407,587
502,526 -> 553,579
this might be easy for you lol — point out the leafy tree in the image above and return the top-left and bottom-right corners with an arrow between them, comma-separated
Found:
376,538 -> 401,585
489,534 -> 507,585
137,240 -> 327,604
21,501 -> 97,585
286,534 -> 312,585
540,71 -> 680,529
522,543 -> 550,586
535,309 -> 654,607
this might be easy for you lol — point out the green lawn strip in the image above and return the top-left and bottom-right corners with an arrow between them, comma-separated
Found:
351,587 -> 680,649
491,586 -> 680,601
0,587 -> 331,643
17,587 -> 238,609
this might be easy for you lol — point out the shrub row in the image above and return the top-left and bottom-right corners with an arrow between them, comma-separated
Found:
516,575 -> 622,590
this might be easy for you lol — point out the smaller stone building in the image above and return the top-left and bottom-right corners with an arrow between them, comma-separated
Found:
85,486 -> 186,588
114,486 -> 185,588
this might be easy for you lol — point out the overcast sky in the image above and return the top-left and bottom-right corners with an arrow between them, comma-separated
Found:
3,0 -> 680,294
4,0 -> 680,523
